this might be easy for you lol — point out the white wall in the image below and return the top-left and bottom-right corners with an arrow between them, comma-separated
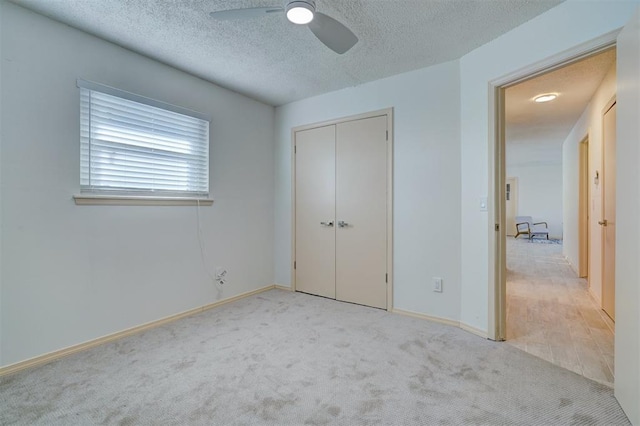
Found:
0,0 -> 4,366
459,1 -> 638,421
562,64 -> 616,292
0,2 -> 275,366
274,61 -> 462,322
2,1 -> 639,418
506,142 -> 563,238
459,0 -> 638,333
614,8 -> 640,423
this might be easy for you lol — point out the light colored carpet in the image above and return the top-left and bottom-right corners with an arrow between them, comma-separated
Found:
0,289 -> 630,425
506,237 -> 616,386
516,238 -> 563,245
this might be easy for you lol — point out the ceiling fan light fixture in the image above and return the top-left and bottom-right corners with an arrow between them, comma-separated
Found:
286,1 -> 315,25
534,93 -> 558,103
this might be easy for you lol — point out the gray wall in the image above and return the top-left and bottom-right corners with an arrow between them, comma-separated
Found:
2,1 -> 639,422
274,61 -> 462,323
0,2 -> 275,365
506,142 -> 563,239
0,0 -> 4,366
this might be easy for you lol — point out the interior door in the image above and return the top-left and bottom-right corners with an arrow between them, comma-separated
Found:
335,116 -> 388,309
602,103 -> 616,320
505,177 -> 518,236
295,125 -> 336,299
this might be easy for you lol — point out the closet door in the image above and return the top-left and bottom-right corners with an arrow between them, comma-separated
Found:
294,125 -> 336,299
335,116 -> 388,309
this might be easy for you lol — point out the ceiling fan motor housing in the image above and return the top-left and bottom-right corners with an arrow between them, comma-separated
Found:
286,0 -> 316,24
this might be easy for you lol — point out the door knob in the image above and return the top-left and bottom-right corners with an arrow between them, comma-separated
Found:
320,221 -> 334,227
337,221 -> 350,228
598,219 -> 608,226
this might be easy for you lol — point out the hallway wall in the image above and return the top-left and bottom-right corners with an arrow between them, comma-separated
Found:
562,63 -> 616,302
507,142 -> 563,239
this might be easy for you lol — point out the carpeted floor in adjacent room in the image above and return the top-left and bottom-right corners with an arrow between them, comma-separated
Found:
0,289 -> 630,425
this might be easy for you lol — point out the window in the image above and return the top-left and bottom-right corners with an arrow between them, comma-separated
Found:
78,79 -> 210,199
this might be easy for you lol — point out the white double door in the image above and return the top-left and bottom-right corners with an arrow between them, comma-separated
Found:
295,114 -> 389,309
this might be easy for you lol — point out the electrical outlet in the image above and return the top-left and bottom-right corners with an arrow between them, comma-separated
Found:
433,277 -> 443,293
215,267 -> 227,285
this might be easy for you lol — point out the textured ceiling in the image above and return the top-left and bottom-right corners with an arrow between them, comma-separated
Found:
11,0 -> 563,106
506,48 -> 616,148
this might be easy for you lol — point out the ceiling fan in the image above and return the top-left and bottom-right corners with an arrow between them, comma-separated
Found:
210,1 -> 358,54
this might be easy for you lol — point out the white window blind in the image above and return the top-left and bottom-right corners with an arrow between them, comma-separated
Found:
79,79 -> 210,197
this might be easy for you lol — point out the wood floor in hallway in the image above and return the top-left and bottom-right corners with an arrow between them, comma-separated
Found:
505,237 -> 615,386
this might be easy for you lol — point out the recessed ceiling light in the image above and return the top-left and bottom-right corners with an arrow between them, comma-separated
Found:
286,1 -> 315,25
534,93 -> 558,103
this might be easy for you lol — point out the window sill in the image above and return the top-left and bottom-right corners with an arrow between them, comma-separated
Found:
73,194 -> 214,206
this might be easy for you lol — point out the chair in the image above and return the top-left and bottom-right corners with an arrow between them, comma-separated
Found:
515,216 -> 549,240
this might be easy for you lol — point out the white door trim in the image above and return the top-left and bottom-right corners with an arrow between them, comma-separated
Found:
601,97 -> 617,319
291,108 -> 394,310
578,136 -> 590,279
488,31 -> 620,341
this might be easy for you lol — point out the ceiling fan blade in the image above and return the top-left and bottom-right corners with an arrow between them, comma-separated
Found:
210,7 -> 283,21
308,12 -> 358,54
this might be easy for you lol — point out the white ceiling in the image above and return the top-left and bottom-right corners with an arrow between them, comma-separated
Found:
506,48 -> 616,148
11,0 -> 563,106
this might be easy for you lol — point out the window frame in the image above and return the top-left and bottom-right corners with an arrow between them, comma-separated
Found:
74,79 -> 212,206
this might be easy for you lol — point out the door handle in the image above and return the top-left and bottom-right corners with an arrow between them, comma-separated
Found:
337,221 -> 350,228
598,219 -> 608,226
320,221 -> 334,227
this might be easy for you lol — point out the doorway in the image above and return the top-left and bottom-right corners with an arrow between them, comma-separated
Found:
495,46 -> 617,385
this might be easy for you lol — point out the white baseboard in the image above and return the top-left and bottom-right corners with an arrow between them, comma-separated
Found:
0,284 -> 276,377
391,308 -> 460,328
391,309 -> 489,339
459,322 -> 489,339
274,284 -> 293,291
565,256 -> 579,276
588,286 -> 602,307
2,285 -> 490,377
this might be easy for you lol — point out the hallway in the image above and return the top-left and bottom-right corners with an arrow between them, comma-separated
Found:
505,238 -> 615,386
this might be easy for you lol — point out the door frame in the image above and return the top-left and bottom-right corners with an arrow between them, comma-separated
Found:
601,98 -> 617,319
290,108 -> 394,310
488,31 -> 619,341
505,177 -> 518,237
578,136 -> 590,279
